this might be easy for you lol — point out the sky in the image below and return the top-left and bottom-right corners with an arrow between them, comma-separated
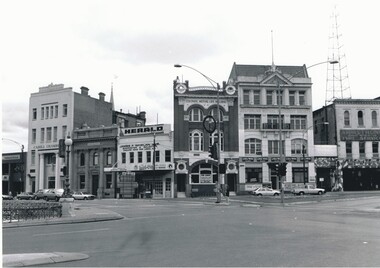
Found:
1,0 -> 380,153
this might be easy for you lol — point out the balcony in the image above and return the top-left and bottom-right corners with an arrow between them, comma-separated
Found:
262,123 -> 291,130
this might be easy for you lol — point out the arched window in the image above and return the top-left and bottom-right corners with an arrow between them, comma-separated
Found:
106,151 -> 112,165
245,138 -> 262,155
209,131 -> 224,151
209,108 -> 223,122
189,108 -> 204,122
372,111 -> 378,127
344,111 -> 350,126
80,153 -> 85,166
189,130 -> 203,151
291,139 -> 307,155
358,111 -> 364,126
93,152 -> 99,165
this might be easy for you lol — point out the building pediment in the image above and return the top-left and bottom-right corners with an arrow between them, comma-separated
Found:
260,73 -> 292,87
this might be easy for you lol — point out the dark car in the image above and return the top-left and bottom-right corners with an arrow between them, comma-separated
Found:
34,189 -> 49,200
16,192 -> 35,200
43,189 -> 64,201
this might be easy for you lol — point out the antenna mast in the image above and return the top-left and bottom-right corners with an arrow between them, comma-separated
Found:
325,6 -> 351,106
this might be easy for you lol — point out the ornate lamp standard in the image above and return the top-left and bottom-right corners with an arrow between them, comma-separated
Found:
174,64 -> 224,203
64,135 -> 73,197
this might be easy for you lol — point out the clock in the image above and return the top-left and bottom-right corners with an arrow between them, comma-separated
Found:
175,83 -> 187,94
203,115 -> 216,133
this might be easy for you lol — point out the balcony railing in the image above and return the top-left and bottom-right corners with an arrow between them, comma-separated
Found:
262,123 -> 291,130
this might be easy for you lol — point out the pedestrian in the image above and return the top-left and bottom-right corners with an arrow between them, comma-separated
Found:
225,184 -> 230,204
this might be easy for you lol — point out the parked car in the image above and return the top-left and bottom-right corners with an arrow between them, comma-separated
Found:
251,187 -> 280,196
292,185 -> 325,195
43,189 -> 64,201
16,192 -> 35,200
34,189 -> 50,200
2,194 -> 14,200
72,192 -> 95,200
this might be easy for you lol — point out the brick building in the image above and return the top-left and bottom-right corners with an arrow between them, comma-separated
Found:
173,78 -> 239,197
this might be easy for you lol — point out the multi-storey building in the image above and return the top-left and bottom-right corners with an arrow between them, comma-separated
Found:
228,63 -> 316,191
2,152 -> 27,195
118,124 -> 174,198
173,78 -> 239,197
313,98 -> 380,191
26,84 -> 113,192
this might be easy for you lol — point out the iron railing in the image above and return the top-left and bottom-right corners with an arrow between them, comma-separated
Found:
2,200 -> 62,223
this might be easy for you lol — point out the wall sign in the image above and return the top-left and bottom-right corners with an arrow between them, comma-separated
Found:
340,129 -> 380,141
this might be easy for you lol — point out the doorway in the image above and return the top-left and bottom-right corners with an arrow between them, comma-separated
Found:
92,175 -> 99,196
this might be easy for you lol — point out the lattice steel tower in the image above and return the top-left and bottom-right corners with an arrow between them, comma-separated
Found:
325,7 -> 352,106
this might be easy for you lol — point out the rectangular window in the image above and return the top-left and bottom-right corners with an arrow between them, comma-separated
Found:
121,152 -> 126,164
299,91 -> 306,105
80,175 -> 85,189
253,90 -> 260,105
62,125 -> 67,139
46,127 -> 52,142
40,128 -> 45,143
243,90 -> 250,105
106,174 -> 112,189
245,168 -> 263,183
292,168 -> 307,183
50,106 -> 54,118
138,151 -> 143,163
359,142 -> 365,158
41,107 -> 44,120
373,142 -> 379,154
53,127 -> 58,142
155,150 -> 160,163
165,150 -> 171,162
55,105 -> 58,118
45,106 -> 49,119
266,90 -> 273,105
346,141 -> 352,156
289,91 -> 296,105
290,115 -> 307,130
146,151 -> 151,163
267,115 -> 284,129
31,150 -> 36,165
244,115 -> 261,129
268,140 -> 285,155
32,129 -> 36,144
32,108 -> 37,120
129,152 -> 134,163
63,104 -> 68,117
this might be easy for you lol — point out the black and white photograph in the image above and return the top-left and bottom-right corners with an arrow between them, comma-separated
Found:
2,0 -> 380,267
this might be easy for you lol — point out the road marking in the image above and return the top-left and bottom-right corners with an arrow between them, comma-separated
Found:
33,228 -> 109,237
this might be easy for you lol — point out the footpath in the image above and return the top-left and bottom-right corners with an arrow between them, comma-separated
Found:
2,203 -> 124,267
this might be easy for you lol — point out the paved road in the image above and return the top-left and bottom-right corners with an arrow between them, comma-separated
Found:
3,197 -> 380,267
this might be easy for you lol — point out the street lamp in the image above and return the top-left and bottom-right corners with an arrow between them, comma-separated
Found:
174,64 -> 223,203
64,135 -> 73,197
277,60 -> 338,204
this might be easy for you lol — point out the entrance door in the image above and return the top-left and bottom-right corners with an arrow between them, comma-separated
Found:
271,173 -> 278,189
154,181 -> 163,198
92,175 -> 99,196
177,174 -> 186,197
227,174 -> 236,192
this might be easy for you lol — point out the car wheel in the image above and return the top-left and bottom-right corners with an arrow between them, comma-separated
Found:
299,192 -> 304,196
55,197 -> 59,202
318,191 -> 323,195
274,193 -> 279,196
257,193 -> 262,196
44,196 -> 48,201
29,197 -> 32,200
84,197 -> 88,200
35,196 -> 38,200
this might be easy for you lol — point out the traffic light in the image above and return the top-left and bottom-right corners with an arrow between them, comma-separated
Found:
208,142 -> 219,160
58,139 -> 66,158
268,162 -> 279,175
61,166 -> 67,176
279,163 -> 288,176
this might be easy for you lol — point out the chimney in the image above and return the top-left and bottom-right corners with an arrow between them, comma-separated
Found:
80,86 -> 89,96
99,92 -> 105,101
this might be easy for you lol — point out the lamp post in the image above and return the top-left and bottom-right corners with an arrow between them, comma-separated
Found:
64,135 -> 73,197
277,60 -> 338,204
174,64 -> 223,203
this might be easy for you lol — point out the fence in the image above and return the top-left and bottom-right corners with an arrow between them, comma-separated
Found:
2,200 -> 62,223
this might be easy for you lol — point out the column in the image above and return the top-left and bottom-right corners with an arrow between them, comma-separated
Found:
54,152 -> 60,188
73,150 -> 78,190
99,150 -> 104,197
39,153 -> 45,189
85,150 -> 90,193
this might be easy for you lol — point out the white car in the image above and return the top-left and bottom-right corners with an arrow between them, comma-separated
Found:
72,192 -> 95,200
252,187 -> 280,196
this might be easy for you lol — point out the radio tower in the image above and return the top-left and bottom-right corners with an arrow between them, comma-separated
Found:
325,7 -> 351,106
